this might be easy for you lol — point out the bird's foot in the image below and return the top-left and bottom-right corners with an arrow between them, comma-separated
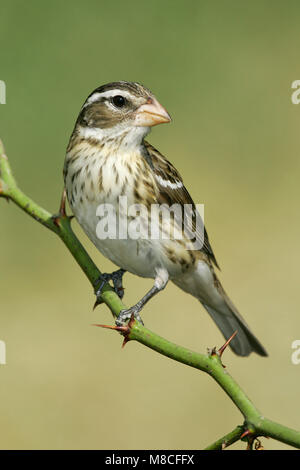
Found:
116,305 -> 144,326
94,269 -> 126,301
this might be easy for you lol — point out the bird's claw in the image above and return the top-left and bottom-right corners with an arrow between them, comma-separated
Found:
94,269 -> 126,300
116,307 -> 144,326
110,269 -> 126,299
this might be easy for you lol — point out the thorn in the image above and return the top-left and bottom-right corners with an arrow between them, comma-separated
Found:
93,314 -> 135,348
122,336 -> 130,348
240,429 -> 252,440
218,331 -> 238,358
93,298 -> 103,310
53,188 -> 69,227
120,314 -> 136,347
59,188 -> 67,217
128,313 -> 136,329
241,428 -> 256,450
52,215 -> 60,227
92,323 -> 129,334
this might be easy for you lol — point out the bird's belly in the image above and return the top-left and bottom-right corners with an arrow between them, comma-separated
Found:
172,259 -> 224,308
72,198 -> 160,278
72,196 -> 191,279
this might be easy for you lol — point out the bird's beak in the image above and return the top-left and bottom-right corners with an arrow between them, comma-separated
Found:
135,97 -> 171,127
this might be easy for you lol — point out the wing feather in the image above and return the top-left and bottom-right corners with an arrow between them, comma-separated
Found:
144,141 -> 219,268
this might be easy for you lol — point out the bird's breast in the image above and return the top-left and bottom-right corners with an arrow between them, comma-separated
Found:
64,145 -> 160,275
64,143 -> 195,279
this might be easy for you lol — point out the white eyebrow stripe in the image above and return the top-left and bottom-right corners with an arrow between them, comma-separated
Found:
155,174 -> 183,189
82,89 -> 135,108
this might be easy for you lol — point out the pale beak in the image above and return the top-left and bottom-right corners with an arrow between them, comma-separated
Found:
135,97 -> 171,127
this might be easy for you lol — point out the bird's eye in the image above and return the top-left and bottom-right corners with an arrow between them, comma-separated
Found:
112,95 -> 126,108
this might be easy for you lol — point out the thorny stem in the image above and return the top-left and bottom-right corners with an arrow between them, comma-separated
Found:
1,139 -> 300,450
204,425 -> 245,450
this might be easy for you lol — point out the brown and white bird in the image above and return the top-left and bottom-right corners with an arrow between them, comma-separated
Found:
64,81 -> 267,357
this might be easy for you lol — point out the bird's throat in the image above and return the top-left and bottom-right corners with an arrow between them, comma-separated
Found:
77,124 -> 150,152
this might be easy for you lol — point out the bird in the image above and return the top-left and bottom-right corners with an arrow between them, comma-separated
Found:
63,81 -> 267,357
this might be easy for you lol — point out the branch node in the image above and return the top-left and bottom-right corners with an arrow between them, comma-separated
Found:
93,314 -> 136,348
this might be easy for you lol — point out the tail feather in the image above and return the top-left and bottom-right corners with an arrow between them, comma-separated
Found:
201,298 -> 267,357
173,259 -> 267,357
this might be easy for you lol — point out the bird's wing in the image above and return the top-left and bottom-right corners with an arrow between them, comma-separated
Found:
144,141 -> 219,268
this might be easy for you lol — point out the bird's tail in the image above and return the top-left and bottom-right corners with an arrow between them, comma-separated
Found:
200,289 -> 267,357
173,260 -> 267,356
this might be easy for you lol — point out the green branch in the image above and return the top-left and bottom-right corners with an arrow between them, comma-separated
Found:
204,426 -> 244,450
1,138 -> 300,450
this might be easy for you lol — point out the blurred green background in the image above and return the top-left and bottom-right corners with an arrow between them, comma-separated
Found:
1,0 -> 300,450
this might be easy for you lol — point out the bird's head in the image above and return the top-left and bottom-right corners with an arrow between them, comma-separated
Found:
75,81 -> 171,147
